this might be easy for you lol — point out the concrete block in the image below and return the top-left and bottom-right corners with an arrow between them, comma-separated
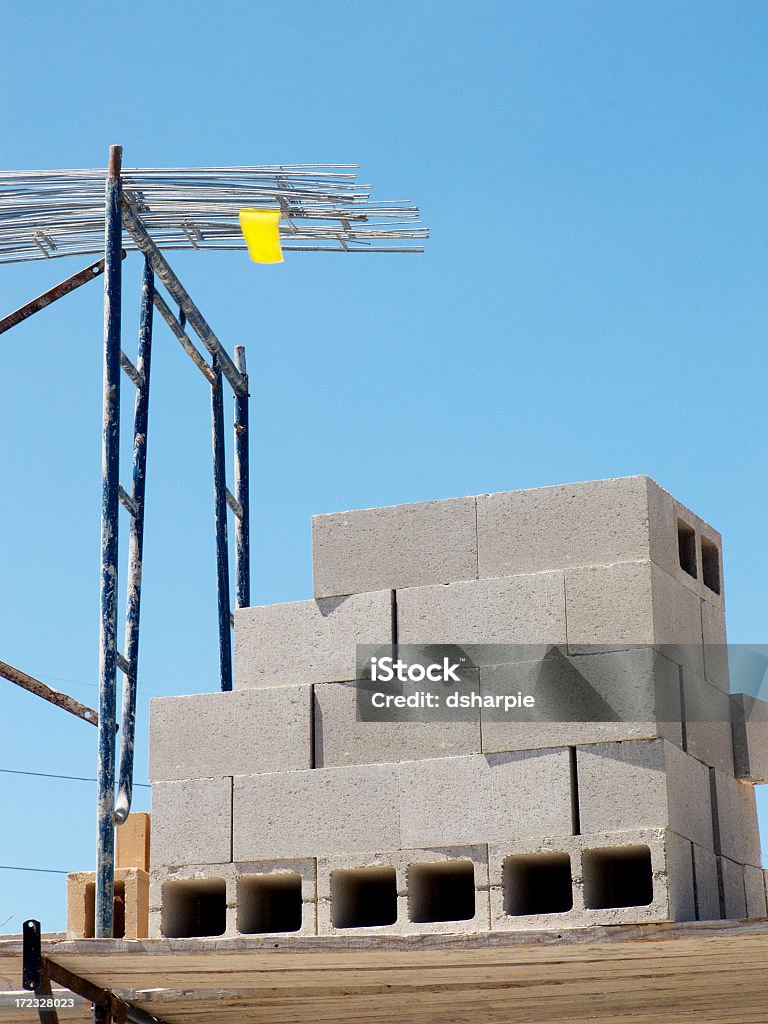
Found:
744,864 -> 767,919
116,812 -> 151,871
720,857 -> 747,920
151,777 -> 232,868
480,647 -> 682,754
317,846 -> 489,935
398,749 -> 572,849
150,686 -> 312,782
234,591 -> 393,688
396,573 -> 567,649
67,868 -> 149,939
565,560 -> 705,676
312,496 -> 478,598
711,769 -> 762,866
731,694 -> 768,783
233,764 -> 399,860
314,680 -> 481,767
477,476 -> 652,580
576,739 -> 714,850
681,669 -> 733,773
489,829 -> 694,930
151,859 -> 317,938
646,479 -> 725,608
692,843 -> 721,921
701,600 -> 729,692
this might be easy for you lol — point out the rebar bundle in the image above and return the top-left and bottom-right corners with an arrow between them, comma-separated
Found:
0,165 -> 428,263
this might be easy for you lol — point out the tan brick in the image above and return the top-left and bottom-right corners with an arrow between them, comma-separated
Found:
67,868 -> 149,939
116,812 -> 151,871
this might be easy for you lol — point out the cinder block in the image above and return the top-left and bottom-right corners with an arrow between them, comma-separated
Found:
477,476 -> 652,580
398,750 -> 572,849
314,680 -> 481,767
489,829 -> 694,930
744,864 -> 767,919
720,857 -> 747,919
480,647 -> 682,754
150,859 -> 317,938
576,739 -> 714,850
692,843 -> 721,922
233,764 -> 399,860
701,601 -> 729,692
152,777 -> 232,868
396,573 -> 567,649
312,496 -> 478,598
150,686 -> 312,782
646,479 -> 725,608
681,669 -> 733,773
116,812 -> 151,871
711,769 -> 762,866
731,694 -> 768,783
67,868 -> 149,939
234,591 -> 393,688
565,560 -> 705,676
317,846 -> 489,935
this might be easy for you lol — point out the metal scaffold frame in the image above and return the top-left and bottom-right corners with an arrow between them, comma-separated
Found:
0,146 -> 427,955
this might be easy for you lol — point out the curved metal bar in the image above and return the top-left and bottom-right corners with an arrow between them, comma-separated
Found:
115,255 -> 154,824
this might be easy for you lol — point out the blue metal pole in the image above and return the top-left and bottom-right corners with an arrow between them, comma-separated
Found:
95,144 -> 122,938
115,256 -> 154,824
211,357 -> 233,690
233,346 -> 250,610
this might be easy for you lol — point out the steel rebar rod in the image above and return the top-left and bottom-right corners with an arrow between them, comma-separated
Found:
95,143 -> 122,940
115,255 -> 154,825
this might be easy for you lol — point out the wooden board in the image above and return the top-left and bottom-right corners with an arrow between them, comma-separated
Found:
2,920 -> 768,1024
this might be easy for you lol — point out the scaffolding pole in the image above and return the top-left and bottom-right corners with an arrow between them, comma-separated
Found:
95,144 -> 122,940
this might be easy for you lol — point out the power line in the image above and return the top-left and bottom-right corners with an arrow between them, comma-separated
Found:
0,865 -> 69,875
0,768 -> 150,788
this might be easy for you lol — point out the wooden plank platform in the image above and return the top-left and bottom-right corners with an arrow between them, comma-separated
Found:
2,920 -> 768,1024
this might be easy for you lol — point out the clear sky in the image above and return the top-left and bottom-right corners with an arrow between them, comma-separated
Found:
1,0 -> 767,932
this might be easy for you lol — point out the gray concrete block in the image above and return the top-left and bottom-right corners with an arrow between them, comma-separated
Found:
701,600 -> 729,692
233,764 -> 399,860
234,590 -> 393,688
646,479 -> 725,608
316,846 -> 490,935
744,864 -> 767,919
396,573 -> 567,648
720,857 -> 747,919
711,769 -> 762,866
312,496 -> 478,598
692,842 -> 721,921
151,778 -> 232,868
314,680 -> 481,767
731,694 -> 768,783
576,739 -> 713,850
489,829 -> 693,930
565,561 -> 705,676
149,686 -> 312,782
398,749 -> 572,849
477,476 -> 652,580
681,669 -> 734,773
151,859 -> 317,938
480,647 -> 682,754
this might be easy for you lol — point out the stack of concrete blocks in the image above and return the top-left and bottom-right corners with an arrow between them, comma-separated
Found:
148,475 -> 768,939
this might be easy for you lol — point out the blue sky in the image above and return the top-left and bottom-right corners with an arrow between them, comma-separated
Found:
1,0 -> 768,932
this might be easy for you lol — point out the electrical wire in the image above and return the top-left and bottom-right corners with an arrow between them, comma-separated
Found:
0,768 -> 150,787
